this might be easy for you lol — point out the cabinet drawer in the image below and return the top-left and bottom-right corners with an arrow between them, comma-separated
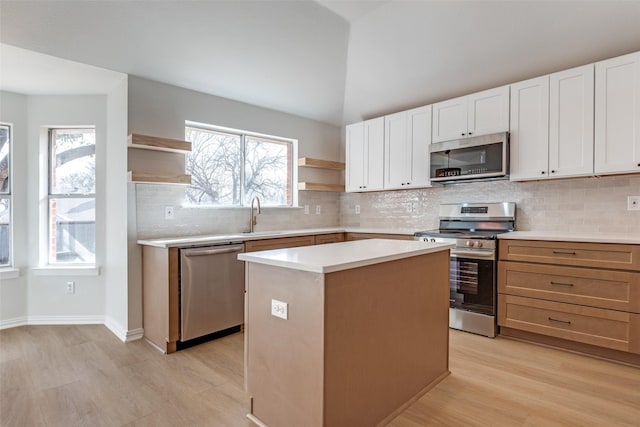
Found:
499,239 -> 640,271
498,295 -> 640,353
244,235 -> 315,252
498,261 -> 640,312
314,233 -> 345,245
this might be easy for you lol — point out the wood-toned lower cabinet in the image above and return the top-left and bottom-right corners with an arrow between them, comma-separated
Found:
498,239 -> 640,363
345,232 -> 414,241
314,233 -> 345,245
244,235 -> 315,252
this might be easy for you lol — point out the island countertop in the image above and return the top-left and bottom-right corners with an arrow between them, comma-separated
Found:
237,238 -> 454,273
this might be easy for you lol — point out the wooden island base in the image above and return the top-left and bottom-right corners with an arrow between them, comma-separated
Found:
243,248 -> 450,427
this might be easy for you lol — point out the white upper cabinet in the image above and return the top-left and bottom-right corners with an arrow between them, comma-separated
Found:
346,122 -> 365,192
384,105 -> 432,190
510,65 -> 594,181
509,76 -> 550,180
595,51 -> 640,175
432,86 -> 509,143
548,64 -> 594,178
346,117 -> 384,192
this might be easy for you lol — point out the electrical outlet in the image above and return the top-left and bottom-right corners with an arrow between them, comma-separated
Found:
304,205 -> 309,214
165,206 -> 174,219
629,196 -> 640,211
355,205 -> 360,214
405,203 -> 412,213
315,205 -> 321,215
66,281 -> 75,294
271,299 -> 288,320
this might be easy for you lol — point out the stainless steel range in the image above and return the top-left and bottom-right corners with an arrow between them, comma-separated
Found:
414,202 -> 516,337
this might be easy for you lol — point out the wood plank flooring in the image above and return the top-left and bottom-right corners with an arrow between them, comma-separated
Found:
1,325 -> 638,426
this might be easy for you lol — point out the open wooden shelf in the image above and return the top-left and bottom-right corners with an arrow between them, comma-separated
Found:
128,133 -> 191,153
298,157 -> 345,170
297,182 -> 344,192
128,171 -> 192,185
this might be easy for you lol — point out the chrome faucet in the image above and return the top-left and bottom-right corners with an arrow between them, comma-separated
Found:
249,196 -> 261,233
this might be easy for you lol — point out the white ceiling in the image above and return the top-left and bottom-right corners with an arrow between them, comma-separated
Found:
0,44 -> 126,95
1,1 -> 639,127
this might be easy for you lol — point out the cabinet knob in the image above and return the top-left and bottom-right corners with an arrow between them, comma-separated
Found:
406,182 -> 411,185
401,183 -> 405,186
468,132 -> 473,135
637,163 -> 640,167
551,170 -> 556,173
461,133 -> 466,136
541,171 -> 546,175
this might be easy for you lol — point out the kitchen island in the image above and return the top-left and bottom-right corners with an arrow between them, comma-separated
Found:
238,239 -> 453,427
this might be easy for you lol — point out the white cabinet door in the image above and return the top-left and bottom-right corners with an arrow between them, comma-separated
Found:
407,105 -> 432,188
384,111 -> 408,189
364,117 -> 385,191
345,122 -> 365,192
595,51 -> 640,175
468,85 -> 510,137
432,96 -> 467,143
509,76 -> 550,181
549,64 -> 594,178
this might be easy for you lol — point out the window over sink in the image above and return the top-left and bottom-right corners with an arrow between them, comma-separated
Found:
185,121 -> 296,207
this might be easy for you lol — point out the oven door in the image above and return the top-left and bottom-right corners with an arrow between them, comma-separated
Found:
449,251 -> 495,316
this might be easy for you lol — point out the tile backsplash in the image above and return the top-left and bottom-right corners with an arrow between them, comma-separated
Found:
340,174 -> 640,233
135,174 -> 640,239
135,185 -> 340,239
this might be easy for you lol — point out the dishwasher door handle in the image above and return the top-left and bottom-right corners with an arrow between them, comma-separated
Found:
184,246 -> 244,257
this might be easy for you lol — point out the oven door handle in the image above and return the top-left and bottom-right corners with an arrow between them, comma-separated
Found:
450,250 -> 495,259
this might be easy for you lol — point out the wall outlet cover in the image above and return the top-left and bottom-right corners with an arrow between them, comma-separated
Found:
355,205 -> 360,214
271,299 -> 288,320
315,205 -> 321,215
304,205 -> 309,214
66,281 -> 75,294
165,206 -> 175,219
628,196 -> 640,211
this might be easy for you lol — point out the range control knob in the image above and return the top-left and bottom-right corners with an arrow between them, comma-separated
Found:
466,240 -> 473,247
474,241 -> 484,248
430,238 -> 436,243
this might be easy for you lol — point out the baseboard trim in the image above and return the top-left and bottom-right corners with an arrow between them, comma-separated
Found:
27,315 -> 104,325
0,316 -> 28,330
1,315 -> 144,344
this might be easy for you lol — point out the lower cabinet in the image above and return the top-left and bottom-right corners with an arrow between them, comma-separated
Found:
345,232 -> 414,241
498,239 -> 640,362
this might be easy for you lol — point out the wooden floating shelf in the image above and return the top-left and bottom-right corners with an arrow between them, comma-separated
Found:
128,171 -> 192,185
298,182 -> 344,192
298,157 -> 345,170
128,133 -> 191,153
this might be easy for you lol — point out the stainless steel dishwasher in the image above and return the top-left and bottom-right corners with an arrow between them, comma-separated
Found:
179,242 -> 245,341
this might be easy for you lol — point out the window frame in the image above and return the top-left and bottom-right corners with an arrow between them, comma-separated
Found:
184,121 -> 298,208
47,127 -> 97,266
0,122 -> 12,268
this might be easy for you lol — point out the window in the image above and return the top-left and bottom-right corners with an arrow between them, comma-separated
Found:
48,128 -> 96,264
185,123 -> 294,206
0,124 -> 10,267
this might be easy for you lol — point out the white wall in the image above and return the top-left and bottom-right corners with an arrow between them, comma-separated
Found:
0,91 -> 28,327
103,78 -> 133,340
23,95 -> 107,323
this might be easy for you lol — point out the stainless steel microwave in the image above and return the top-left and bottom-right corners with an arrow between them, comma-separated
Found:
429,132 -> 509,183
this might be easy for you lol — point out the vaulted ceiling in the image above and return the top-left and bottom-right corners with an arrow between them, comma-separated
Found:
1,1 -> 639,126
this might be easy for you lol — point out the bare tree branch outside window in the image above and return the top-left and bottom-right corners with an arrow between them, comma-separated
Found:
185,126 -> 292,206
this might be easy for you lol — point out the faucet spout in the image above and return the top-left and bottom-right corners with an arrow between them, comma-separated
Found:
250,196 -> 261,233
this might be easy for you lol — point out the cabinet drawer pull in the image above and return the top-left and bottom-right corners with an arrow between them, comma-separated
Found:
552,251 -> 576,255
548,317 -> 571,325
550,281 -> 574,287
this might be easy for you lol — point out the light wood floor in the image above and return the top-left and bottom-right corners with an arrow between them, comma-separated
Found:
1,326 -> 638,426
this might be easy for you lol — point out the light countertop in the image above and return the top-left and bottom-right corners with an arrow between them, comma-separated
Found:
237,239 -> 453,273
137,227 -> 418,248
498,231 -> 640,245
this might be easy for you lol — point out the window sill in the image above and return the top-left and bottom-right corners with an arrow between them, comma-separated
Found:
0,268 -> 20,280
32,266 -> 101,276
